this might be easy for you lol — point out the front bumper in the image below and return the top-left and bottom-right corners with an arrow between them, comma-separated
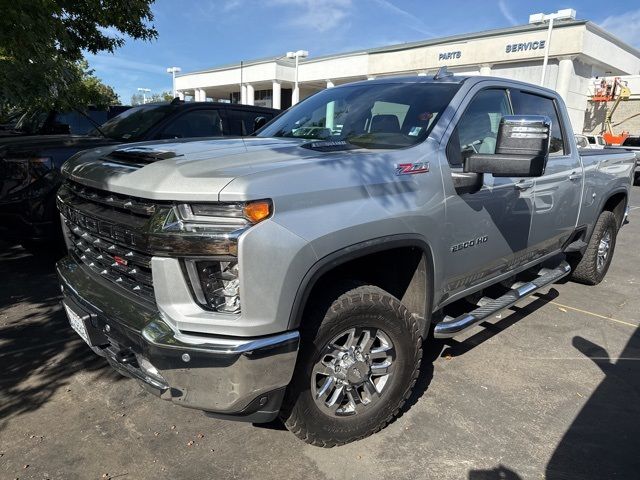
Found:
56,255 -> 299,422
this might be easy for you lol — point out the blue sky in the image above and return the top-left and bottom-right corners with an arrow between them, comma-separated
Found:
87,0 -> 640,104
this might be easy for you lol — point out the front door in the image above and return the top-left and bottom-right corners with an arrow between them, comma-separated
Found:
442,88 -> 535,300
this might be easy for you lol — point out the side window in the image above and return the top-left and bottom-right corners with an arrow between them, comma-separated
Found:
447,89 -> 511,167
54,112 -> 96,135
226,109 -> 273,136
159,109 -> 224,139
510,90 -> 565,155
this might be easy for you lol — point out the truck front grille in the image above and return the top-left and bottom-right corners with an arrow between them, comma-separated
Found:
58,181 -> 160,304
67,223 -> 154,300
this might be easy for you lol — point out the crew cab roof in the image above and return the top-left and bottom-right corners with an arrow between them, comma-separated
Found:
140,100 -> 278,114
341,74 -> 562,99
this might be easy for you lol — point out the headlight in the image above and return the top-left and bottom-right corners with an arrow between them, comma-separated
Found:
161,200 -> 272,234
147,200 -> 273,256
185,260 -> 241,313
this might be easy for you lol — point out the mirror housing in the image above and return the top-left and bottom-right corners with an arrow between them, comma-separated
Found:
463,115 -> 551,178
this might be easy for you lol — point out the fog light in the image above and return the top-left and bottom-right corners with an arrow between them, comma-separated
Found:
185,260 -> 241,313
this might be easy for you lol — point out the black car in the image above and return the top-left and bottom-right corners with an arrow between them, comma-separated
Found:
0,100 -> 278,255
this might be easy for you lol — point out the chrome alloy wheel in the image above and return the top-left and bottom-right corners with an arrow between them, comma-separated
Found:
311,327 -> 395,416
597,230 -> 612,272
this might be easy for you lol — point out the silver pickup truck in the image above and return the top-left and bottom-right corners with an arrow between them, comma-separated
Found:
56,73 -> 635,447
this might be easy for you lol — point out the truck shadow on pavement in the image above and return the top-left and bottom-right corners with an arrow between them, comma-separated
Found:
545,325 -> 640,479
0,244 -> 121,432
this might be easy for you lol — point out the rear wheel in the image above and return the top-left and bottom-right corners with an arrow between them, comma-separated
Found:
570,211 -> 618,285
282,284 -> 422,447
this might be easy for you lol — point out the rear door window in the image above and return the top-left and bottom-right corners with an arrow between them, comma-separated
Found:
158,109 -> 224,139
510,90 -> 566,155
54,111 -> 99,135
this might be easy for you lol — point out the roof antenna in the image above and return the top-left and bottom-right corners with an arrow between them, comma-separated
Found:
434,66 -> 453,80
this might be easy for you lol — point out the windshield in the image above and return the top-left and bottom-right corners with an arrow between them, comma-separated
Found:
93,104 -> 174,141
257,82 -> 460,149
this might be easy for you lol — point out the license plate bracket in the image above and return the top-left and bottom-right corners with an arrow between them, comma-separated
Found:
63,298 -> 109,347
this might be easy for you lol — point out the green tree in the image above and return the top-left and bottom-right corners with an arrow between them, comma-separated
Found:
68,61 -> 121,107
0,0 -> 156,113
131,91 -> 174,105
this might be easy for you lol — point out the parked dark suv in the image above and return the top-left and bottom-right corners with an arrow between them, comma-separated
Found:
0,100 -> 278,255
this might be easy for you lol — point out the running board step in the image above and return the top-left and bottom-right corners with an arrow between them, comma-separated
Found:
433,261 -> 571,339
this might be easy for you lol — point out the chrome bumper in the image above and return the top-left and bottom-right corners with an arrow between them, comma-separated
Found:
56,255 -> 299,421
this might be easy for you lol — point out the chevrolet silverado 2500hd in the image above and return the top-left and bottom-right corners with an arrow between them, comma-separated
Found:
56,73 -> 635,447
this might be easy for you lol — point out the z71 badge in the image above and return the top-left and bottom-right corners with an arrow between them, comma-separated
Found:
395,162 -> 430,175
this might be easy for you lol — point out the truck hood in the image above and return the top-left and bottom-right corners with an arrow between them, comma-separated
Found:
63,137 -> 360,201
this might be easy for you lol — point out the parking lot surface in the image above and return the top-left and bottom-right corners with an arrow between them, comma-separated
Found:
1,189 -> 639,480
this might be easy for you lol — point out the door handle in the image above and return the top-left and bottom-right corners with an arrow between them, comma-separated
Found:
568,172 -> 581,181
515,180 -> 534,191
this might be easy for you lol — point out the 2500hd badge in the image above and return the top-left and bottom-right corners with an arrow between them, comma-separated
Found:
451,235 -> 489,253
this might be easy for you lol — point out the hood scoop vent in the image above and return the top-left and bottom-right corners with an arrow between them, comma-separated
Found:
108,146 -> 182,164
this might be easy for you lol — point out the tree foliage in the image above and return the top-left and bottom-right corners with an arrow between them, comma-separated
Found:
0,0 -> 156,113
131,91 -> 173,105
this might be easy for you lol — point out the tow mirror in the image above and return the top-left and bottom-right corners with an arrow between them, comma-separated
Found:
253,116 -> 267,133
464,115 -> 551,177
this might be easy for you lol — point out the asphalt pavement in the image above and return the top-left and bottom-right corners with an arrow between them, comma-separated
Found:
1,188 -> 639,480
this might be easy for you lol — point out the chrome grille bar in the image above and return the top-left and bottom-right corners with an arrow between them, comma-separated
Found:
66,181 -> 157,217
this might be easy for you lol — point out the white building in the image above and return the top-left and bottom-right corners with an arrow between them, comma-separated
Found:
175,17 -> 640,132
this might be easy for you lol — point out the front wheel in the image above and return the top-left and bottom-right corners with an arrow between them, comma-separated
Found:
281,284 -> 422,447
570,211 -> 618,285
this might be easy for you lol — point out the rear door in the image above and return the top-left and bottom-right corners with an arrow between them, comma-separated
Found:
442,87 -> 535,297
510,89 -> 582,255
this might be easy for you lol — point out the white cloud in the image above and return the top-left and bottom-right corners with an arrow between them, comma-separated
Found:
267,0 -> 353,32
221,0 -> 242,12
599,9 -> 640,48
498,0 -> 518,26
372,0 -> 435,36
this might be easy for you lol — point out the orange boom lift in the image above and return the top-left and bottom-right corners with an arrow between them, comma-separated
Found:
592,77 -> 631,145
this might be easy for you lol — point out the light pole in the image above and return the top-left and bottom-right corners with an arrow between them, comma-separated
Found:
137,87 -> 151,104
529,9 -> 576,86
286,50 -> 309,105
166,67 -> 182,98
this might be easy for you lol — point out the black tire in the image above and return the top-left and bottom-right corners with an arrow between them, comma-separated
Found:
570,211 -> 618,285
281,284 -> 422,447
634,172 -> 640,186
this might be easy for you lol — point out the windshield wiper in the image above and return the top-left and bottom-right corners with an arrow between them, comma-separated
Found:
74,107 -> 106,137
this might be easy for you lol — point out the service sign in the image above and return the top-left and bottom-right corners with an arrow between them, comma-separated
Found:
505,40 -> 546,53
